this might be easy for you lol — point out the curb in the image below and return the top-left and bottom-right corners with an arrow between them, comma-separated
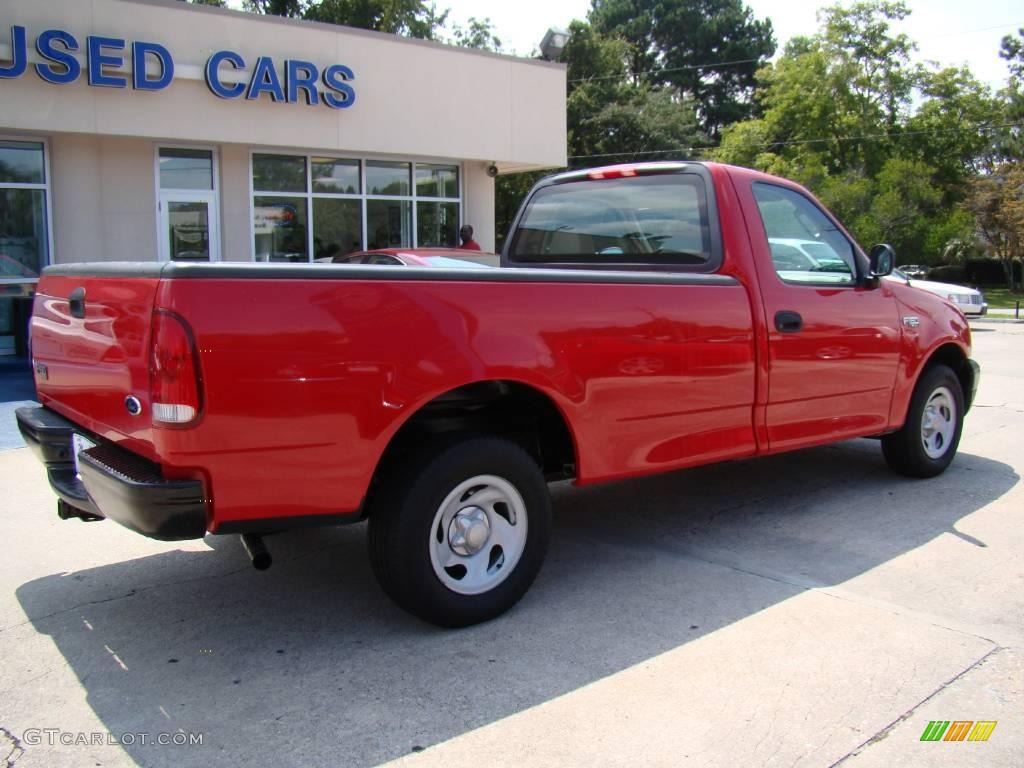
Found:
970,317 -> 1024,325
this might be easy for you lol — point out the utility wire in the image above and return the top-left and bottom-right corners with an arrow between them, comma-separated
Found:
930,20 -> 1024,38
567,121 -> 1024,161
568,58 -> 761,84
566,21 -> 1024,86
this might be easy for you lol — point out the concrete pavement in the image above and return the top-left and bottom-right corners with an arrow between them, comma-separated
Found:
1,324 -> 1022,767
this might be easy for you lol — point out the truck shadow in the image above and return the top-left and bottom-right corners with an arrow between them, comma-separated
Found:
14,439 -> 1018,767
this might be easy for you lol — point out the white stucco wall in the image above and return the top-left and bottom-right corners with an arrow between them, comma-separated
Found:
219,143 -> 252,263
49,135 -> 158,263
0,0 -> 566,170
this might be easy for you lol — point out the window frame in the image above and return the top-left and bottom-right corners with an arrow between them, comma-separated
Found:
248,150 -> 463,262
0,135 -> 53,282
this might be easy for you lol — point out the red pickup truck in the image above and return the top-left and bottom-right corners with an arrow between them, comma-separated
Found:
17,162 -> 979,627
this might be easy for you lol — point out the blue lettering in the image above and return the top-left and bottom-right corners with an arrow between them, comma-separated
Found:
0,26 -> 27,79
246,56 -> 285,102
132,41 -> 173,91
204,50 -> 246,99
34,29 -> 81,85
321,64 -> 355,109
87,36 -> 127,88
7,26 -> 352,106
285,60 -> 319,106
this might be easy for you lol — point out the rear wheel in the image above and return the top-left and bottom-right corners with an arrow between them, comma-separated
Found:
367,436 -> 551,627
882,364 -> 964,478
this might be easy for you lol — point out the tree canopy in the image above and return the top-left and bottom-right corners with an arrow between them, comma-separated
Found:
714,1 -> 1010,270
590,0 -> 775,137
243,0 -> 447,39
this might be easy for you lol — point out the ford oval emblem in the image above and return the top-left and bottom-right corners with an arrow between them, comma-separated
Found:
125,396 -> 143,417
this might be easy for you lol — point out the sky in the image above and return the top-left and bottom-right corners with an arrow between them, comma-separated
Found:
436,0 -> 1023,90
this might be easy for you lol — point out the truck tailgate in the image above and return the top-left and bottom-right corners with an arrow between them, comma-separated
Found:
30,273 -> 160,459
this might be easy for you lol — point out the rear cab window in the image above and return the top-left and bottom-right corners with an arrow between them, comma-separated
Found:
507,170 -> 720,271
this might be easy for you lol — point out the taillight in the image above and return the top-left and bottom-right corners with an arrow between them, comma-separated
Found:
150,310 -> 202,426
588,167 -> 638,180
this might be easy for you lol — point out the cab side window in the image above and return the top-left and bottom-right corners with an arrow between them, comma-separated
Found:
753,183 -> 857,286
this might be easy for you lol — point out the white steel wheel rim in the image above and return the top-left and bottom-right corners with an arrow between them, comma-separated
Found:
428,475 -> 529,596
921,385 -> 957,459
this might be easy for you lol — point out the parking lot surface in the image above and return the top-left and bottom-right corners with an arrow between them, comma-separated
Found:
2,321 -> 1022,767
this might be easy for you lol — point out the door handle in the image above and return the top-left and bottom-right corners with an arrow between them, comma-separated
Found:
774,310 -> 803,333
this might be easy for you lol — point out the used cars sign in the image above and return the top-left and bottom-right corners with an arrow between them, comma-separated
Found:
0,24 -> 356,109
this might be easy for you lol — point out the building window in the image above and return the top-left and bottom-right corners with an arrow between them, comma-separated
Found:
251,154 -> 460,262
415,164 -> 459,250
0,139 -> 50,357
157,147 -> 220,262
0,140 -> 48,278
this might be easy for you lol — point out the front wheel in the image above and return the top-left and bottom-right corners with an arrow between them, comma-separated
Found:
367,436 -> 551,627
882,364 -> 964,478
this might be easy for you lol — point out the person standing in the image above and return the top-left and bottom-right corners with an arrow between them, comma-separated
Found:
458,224 -> 481,251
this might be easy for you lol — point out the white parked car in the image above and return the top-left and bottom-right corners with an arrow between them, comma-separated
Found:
768,238 -> 850,272
889,269 -> 988,316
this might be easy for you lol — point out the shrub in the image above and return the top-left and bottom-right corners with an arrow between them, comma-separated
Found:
962,258 -> 1022,285
927,265 -> 966,283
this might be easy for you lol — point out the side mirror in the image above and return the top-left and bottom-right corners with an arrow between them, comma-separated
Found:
868,244 -> 895,278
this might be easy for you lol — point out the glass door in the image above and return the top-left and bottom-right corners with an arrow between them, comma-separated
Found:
1,140 -> 49,357
159,194 -> 219,262
157,147 -> 219,262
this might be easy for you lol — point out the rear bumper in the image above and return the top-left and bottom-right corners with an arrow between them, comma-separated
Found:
15,406 -> 208,541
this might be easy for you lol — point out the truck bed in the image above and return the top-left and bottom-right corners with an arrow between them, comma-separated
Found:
31,262 -> 756,531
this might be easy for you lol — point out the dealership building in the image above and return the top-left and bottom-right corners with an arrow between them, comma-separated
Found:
0,0 -> 567,357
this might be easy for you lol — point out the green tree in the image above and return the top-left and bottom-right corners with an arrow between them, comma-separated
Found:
714,1 -> 1000,263
1004,28 -> 1024,77
244,0 -> 447,39
717,1 -> 917,177
563,21 -> 706,167
447,17 -> 502,52
853,157 -> 943,258
305,0 -> 446,38
244,0 -> 302,15
590,0 -> 775,137
496,21 -> 707,245
966,162 -> 1024,290
494,171 -> 544,251
904,66 -> 1004,189
1000,28 -> 1024,159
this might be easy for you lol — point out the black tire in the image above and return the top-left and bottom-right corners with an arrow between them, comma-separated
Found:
367,436 -> 551,627
882,364 -> 964,478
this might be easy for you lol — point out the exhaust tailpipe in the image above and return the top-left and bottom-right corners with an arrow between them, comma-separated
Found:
57,499 -> 104,522
241,533 -> 272,571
